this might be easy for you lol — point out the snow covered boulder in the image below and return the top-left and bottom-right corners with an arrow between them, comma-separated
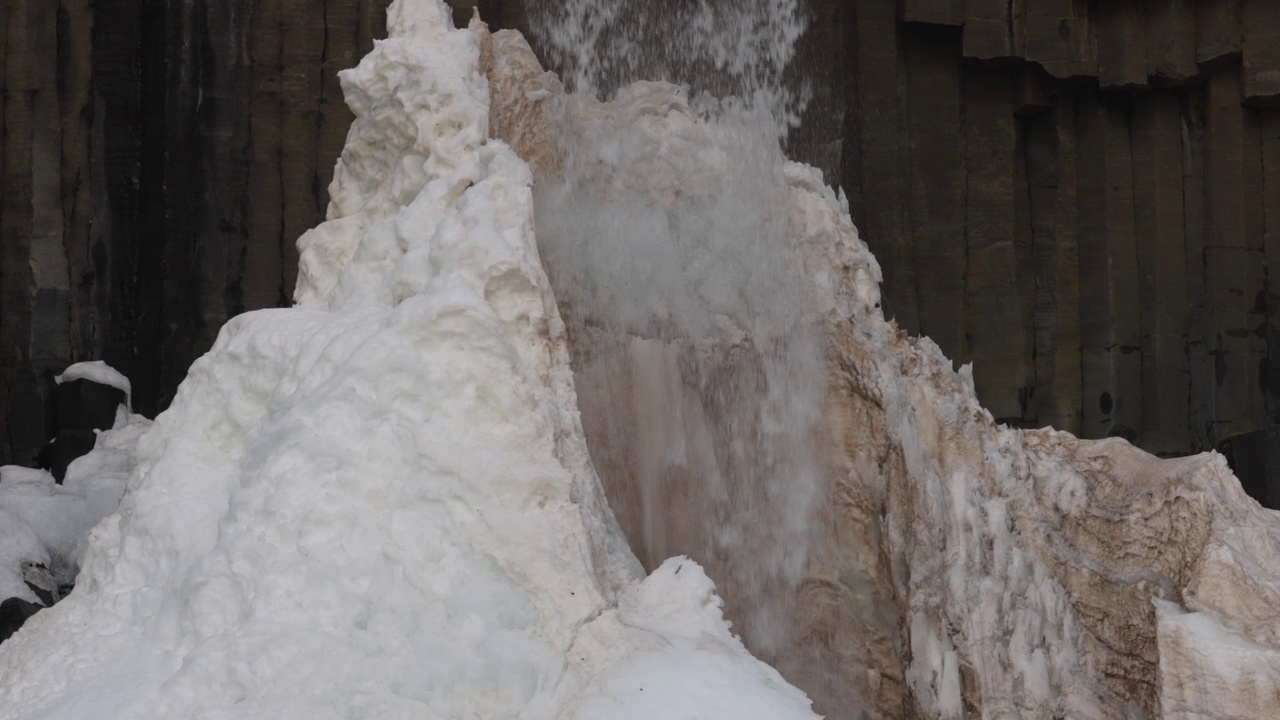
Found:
38,361 -> 134,483
54,362 -> 131,430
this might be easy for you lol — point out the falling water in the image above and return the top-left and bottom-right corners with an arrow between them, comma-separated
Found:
527,0 -> 808,132
525,0 -> 832,671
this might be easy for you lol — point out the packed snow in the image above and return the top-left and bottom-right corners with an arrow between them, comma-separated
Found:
0,410 -> 149,607
0,1 -> 818,717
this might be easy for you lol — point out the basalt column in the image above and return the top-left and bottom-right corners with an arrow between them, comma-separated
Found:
6,0 -> 1280,462
0,0 -> 391,464
836,0 -> 1280,457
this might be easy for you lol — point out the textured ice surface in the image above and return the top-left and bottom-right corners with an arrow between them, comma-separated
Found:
477,25 -> 1280,719
521,56 -> 877,689
0,2 -> 816,718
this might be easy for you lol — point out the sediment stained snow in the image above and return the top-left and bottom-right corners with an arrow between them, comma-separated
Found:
0,2 -> 817,718
479,24 -> 1280,719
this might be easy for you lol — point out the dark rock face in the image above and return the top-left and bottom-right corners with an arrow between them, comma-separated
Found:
0,598 -> 43,645
2,0 -> 1280,459
836,2 -> 1280,457
34,377 -> 127,482
0,0 -> 393,466
1219,425 -> 1280,510
37,430 -> 98,485
55,379 -> 126,435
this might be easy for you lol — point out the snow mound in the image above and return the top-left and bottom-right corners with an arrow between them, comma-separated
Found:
0,2 -> 817,718
0,414 -> 149,606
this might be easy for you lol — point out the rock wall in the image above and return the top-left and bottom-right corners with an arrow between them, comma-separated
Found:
0,0 -> 391,464
836,1 -> 1280,457
3,0 -> 1280,463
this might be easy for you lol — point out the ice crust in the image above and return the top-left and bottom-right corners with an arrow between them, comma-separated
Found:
0,2 -> 817,717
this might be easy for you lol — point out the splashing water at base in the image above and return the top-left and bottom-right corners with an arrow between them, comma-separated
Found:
527,0 -> 831,662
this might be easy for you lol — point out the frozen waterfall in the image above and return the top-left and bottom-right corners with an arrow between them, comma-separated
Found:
5,1 -> 1280,719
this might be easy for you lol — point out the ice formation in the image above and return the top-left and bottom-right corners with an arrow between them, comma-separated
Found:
3,0 -> 1280,718
480,22 -> 1280,720
0,1 -> 815,717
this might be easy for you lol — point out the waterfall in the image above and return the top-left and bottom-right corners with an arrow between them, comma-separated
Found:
527,0 -> 807,131
524,0 -> 832,665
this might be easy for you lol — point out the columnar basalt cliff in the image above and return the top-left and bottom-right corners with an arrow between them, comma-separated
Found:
4,0 -> 1280,464
0,0 -> 393,464
835,1 -> 1280,461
